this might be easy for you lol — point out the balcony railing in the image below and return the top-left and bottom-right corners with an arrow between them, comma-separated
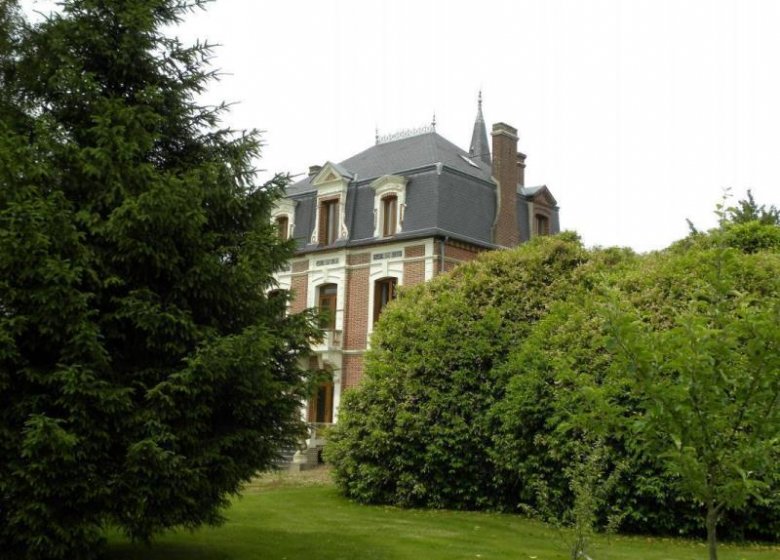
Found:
320,329 -> 342,350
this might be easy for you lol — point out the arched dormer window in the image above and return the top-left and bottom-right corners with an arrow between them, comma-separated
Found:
275,215 -> 289,240
370,175 -> 407,239
271,199 -> 296,241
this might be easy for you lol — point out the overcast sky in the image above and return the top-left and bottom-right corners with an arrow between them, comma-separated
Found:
21,0 -> 780,252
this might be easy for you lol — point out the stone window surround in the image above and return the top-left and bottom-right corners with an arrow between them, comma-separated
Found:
310,188 -> 349,245
373,276 -> 398,324
526,200 -> 553,238
370,175 -> 407,239
318,196 -> 341,245
271,198 -> 297,240
534,212 -> 551,236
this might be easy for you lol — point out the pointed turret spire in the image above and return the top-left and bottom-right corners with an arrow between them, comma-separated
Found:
469,90 -> 491,165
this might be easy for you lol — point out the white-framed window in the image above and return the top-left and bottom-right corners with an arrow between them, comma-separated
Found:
275,215 -> 290,240
271,199 -> 296,240
370,175 -> 407,238
381,195 -> 398,237
308,162 -> 350,245
317,283 -> 338,330
373,277 -> 397,323
318,197 -> 341,245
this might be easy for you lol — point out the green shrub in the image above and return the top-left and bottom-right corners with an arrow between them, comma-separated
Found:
494,243 -> 780,541
326,234 -> 598,509
327,224 -> 780,541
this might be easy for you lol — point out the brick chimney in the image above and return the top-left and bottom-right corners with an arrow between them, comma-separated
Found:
491,122 -> 520,247
308,165 -> 322,177
517,152 -> 526,187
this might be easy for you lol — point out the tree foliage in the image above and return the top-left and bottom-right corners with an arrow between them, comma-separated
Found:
0,2 -> 316,558
328,207 -> 780,545
726,190 -> 780,226
605,244 -> 780,559
326,234 -> 605,508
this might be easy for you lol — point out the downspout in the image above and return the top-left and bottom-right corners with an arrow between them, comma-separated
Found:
439,235 -> 449,275
348,174 -> 358,241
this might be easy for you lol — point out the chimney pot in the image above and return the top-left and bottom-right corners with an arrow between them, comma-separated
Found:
491,122 -> 518,140
517,152 -> 527,187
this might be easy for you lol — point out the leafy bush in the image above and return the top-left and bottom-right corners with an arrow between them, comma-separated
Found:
327,234 -> 602,509
327,224 -> 780,542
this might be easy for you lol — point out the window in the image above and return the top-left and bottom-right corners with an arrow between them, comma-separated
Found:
318,283 -> 337,330
381,195 -> 398,237
271,199 -> 297,242
535,214 -> 550,236
319,199 -> 339,245
276,215 -> 289,240
374,277 -> 397,323
370,175 -> 407,238
308,382 -> 334,424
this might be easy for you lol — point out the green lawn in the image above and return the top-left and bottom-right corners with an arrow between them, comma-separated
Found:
107,469 -> 779,560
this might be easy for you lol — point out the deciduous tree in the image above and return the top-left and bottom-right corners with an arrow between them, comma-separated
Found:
605,246 -> 780,560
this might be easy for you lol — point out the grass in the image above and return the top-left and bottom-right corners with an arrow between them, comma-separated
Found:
107,468 -> 779,560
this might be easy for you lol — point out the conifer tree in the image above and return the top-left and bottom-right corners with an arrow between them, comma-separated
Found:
0,2 -> 316,557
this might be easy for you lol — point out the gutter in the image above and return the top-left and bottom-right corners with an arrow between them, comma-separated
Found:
293,228 -> 501,257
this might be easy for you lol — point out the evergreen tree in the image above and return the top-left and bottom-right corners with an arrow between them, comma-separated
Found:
0,1 -> 316,558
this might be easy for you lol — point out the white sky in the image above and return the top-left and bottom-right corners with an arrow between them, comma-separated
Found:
21,0 -> 780,252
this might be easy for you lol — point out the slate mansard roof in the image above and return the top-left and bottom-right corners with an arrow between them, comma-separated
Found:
286,132 -> 492,196
283,130 -> 559,253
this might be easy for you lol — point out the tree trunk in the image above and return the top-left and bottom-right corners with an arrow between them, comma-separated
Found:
706,500 -> 719,560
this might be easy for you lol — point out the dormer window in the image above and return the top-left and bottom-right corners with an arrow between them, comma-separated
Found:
308,162 -> 352,245
276,215 -> 290,240
319,198 -> 340,245
371,175 -> 407,239
535,214 -> 550,236
271,199 -> 296,241
381,195 -> 398,237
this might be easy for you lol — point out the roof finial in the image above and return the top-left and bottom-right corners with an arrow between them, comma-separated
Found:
469,90 -> 491,165
431,112 -> 436,131
375,125 -> 379,145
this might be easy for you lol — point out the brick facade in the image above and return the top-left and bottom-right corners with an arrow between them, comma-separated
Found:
290,259 -> 309,314
342,354 -> 364,391
343,253 -> 370,351
402,244 -> 426,286
273,111 -> 560,434
443,241 -> 484,272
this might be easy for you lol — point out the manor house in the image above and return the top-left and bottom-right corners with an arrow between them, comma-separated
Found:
272,97 -> 560,440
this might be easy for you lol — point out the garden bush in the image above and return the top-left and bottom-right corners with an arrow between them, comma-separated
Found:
327,223 -> 780,541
